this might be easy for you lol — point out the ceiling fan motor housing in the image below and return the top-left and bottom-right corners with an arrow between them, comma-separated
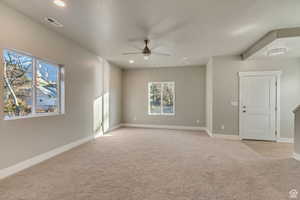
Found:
143,40 -> 151,55
143,47 -> 151,55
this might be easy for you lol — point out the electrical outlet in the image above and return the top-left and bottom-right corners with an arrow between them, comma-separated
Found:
221,125 -> 225,130
134,116 -> 137,121
196,120 -> 200,124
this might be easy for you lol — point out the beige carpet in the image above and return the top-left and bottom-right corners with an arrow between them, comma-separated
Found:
0,128 -> 300,200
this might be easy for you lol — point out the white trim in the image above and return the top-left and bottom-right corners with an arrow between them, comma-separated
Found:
0,135 -> 94,180
277,138 -> 294,143
121,123 -> 207,132
94,132 -> 103,139
4,112 -> 61,121
239,71 -> 282,77
32,58 -> 37,114
212,133 -> 241,140
59,67 -> 66,114
238,70 -> 281,141
293,152 -> 300,161
2,49 -> 65,120
205,128 -> 213,137
148,82 -> 175,116
276,75 -> 281,140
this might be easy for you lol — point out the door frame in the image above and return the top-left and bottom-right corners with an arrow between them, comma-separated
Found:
238,71 -> 282,141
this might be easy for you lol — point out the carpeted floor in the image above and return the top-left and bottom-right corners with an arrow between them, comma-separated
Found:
0,128 -> 300,200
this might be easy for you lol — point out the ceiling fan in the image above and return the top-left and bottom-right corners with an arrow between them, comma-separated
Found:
123,39 -> 171,60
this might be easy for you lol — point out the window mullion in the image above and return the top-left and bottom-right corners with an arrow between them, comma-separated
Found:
32,58 -> 37,115
148,83 -> 150,115
57,66 -> 61,114
161,83 -> 163,115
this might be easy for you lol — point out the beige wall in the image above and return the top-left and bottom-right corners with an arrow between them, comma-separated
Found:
122,66 -> 206,127
95,59 -> 122,133
206,59 -> 213,134
212,55 -> 300,138
0,3 -> 103,169
295,108 -> 300,154
109,64 -> 122,128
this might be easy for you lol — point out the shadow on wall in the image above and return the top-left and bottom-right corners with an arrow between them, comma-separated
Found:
93,93 -> 110,137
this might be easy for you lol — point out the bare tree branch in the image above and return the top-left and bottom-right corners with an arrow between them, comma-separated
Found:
3,62 -> 19,107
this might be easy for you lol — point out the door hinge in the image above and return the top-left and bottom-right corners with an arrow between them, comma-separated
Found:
275,81 -> 277,86
275,130 -> 278,136
275,107 -> 278,111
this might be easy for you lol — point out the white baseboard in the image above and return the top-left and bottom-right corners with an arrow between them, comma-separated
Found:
293,152 -> 300,161
94,132 -> 104,138
94,124 -> 122,138
277,138 -> 294,143
205,128 -> 213,137
121,123 -> 207,132
0,135 -> 94,180
212,133 -> 241,140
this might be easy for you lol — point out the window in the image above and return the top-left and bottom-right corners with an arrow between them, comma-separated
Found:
148,82 -> 175,115
3,49 -> 64,120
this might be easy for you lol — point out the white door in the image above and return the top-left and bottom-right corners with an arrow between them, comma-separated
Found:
239,74 -> 277,141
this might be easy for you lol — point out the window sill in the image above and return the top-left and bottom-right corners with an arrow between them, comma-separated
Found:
148,113 -> 176,116
3,112 -> 63,121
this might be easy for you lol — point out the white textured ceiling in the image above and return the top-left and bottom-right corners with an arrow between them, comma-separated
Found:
2,0 -> 300,68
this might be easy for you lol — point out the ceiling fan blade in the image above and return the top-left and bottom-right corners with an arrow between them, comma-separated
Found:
128,37 -> 147,43
122,52 -> 143,55
150,45 -> 162,51
130,44 -> 143,51
152,52 -> 171,56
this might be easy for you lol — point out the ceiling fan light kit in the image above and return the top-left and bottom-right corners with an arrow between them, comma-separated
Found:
53,0 -> 66,7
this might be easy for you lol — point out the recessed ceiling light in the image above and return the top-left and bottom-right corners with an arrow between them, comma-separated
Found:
44,17 -> 64,27
54,0 -> 66,7
267,47 -> 288,56
129,60 -> 135,64
183,57 -> 188,60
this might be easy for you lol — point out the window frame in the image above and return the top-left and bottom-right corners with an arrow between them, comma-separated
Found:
148,81 -> 175,116
2,49 -> 64,120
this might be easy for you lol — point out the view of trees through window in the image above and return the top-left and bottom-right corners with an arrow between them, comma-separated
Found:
3,50 -> 33,118
149,82 -> 175,115
3,50 -> 61,119
36,60 -> 59,113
